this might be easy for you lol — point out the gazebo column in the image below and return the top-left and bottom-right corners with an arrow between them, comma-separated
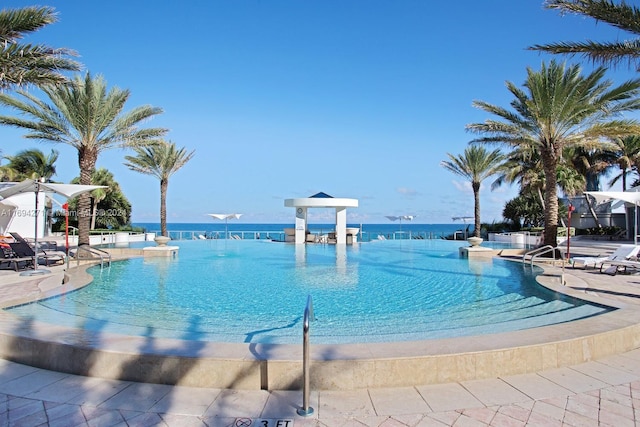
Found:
335,207 -> 347,244
295,207 -> 307,244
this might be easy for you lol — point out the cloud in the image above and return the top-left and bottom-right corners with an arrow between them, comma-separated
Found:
451,180 -> 472,193
397,187 -> 419,197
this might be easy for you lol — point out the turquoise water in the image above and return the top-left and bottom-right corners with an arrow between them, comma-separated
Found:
7,240 -> 612,344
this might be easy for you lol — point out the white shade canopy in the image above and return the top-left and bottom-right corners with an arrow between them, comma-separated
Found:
385,215 -> 416,222
0,179 -> 107,275
0,179 -> 106,201
584,191 -> 640,204
207,213 -> 243,221
452,216 -> 474,223
207,213 -> 243,239
584,191 -> 640,245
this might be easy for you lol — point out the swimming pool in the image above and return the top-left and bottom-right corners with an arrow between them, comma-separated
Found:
6,239 -> 613,344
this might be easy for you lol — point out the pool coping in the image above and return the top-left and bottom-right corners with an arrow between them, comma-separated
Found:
0,254 -> 639,390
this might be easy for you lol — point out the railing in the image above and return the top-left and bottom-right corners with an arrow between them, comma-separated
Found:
75,245 -> 112,269
152,229 -> 454,242
297,295 -> 315,417
522,245 -> 564,267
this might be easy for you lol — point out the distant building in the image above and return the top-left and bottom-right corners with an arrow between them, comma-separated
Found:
562,194 -> 628,235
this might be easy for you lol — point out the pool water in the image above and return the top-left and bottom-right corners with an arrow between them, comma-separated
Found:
6,240 -> 613,344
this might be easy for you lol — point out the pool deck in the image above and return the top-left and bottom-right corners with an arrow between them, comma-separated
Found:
1,238 -> 640,425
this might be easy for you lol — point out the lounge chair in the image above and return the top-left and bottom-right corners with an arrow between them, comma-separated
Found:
9,241 -> 64,266
571,244 -> 640,269
0,246 -> 34,271
600,259 -> 640,275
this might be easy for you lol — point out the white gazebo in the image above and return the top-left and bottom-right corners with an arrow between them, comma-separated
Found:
284,192 -> 359,244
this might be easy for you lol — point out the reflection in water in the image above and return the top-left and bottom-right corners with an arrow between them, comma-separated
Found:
293,243 -> 359,288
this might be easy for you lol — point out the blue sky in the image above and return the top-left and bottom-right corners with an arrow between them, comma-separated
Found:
1,1 -> 638,224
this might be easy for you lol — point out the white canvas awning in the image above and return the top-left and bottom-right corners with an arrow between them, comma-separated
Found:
584,191 -> 640,205
0,179 -> 105,201
208,213 -> 243,221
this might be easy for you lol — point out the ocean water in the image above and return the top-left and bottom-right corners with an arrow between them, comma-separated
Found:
133,222 -> 470,241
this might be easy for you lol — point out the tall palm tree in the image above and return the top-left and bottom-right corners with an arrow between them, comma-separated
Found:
124,140 -> 195,237
441,146 -> 505,238
530,0 -> 640,70
607,135 -> 640,190
1,148 -> 58,181
467,60 -> 640,247
0,6 -> 80,90
0,72 -> 167,245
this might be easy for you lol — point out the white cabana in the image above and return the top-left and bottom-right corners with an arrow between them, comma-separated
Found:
584,191 -> 640,245
284,192 -> 359,244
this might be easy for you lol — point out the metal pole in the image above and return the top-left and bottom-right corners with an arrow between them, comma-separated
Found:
64,203 -> 69,270
566,204 -> 574,259
297,295 -> 315,417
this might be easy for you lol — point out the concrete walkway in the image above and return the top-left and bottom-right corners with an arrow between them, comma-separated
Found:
1,238 -> 640,426
1,350 -> 640,426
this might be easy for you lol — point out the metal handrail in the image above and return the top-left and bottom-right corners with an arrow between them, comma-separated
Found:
297,295 -> 315,417
75,245 -> 112,269
523,245 -> 563,267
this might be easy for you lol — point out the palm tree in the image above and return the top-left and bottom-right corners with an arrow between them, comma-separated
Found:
124,140 -> 195,237
441,146 -> 505,238
492,145 -> 547,207
69,168 -> 131,230
0,72 -> 167,245
607,135 -> 640,190
1,148 -> 58,181
87,168 -> 112,230
467,60 -> 640,247
530,0 -> 640,70
0,6 -> 80,90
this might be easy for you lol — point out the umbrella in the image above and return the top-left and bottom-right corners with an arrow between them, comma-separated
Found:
0,178 -> 107,275
453,216 -> 474,239
207,213 -> 243,239
385,215 -> 416,234
584,191 -> 640,245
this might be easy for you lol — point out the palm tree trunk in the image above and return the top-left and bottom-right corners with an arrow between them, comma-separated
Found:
537,187 -> 545,209
160,178 -> 168,237
584,195 -> 602,229
473,182 -> 481,238
77,148 -> 97,246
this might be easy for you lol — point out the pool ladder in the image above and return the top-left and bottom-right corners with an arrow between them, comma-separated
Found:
522,245 -> 565,267
522,245 -> 567,285
74,245 -> 112,269
297,295 -> 315,417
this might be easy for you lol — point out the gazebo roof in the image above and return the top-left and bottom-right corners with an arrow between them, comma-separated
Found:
310,192 -> 333,198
